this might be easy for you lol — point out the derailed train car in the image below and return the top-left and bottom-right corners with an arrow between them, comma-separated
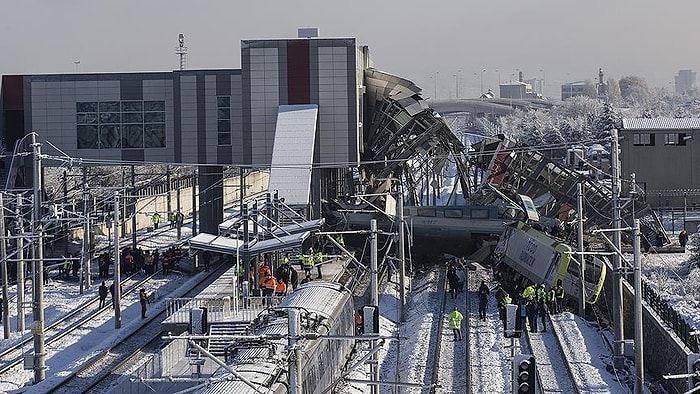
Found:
200,281 -> 355,394
493,221 -> 607,305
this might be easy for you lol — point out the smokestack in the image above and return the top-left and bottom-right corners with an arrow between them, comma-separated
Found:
518,71 -> 523,82
599,68 -> 604,85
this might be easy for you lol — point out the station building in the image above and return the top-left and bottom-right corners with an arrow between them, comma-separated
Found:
0,31 -> 372,233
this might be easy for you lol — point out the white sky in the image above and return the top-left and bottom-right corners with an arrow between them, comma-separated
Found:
1,1 -> 698,99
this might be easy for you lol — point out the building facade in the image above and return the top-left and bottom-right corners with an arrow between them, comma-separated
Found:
619,118 -> 700,208
0,35 -> 371,230
674,69 -> 696,95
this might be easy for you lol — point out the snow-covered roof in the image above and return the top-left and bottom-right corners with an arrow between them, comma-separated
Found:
622,118 -> 700,130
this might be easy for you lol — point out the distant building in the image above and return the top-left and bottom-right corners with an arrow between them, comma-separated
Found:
596,68 -> 608,101
561,81 -> 586,101
675,69 -> 696,95
619,118 -> 700,207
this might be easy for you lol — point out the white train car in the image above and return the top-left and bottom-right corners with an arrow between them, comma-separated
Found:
201,281 -> 355,394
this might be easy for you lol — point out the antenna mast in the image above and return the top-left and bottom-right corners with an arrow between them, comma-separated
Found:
176,33 -> 188,70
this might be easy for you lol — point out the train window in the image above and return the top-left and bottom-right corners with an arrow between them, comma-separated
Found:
443,208 -> 463,218
417,208 -> 436,217
470,209 -> 490,219
567,259 -> 580,278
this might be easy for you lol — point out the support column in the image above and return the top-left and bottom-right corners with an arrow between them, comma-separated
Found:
611,128 -> 625,369
31,134 -> 46,383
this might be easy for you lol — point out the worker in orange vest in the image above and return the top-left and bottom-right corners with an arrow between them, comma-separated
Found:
275,280 -> 287,297
261,274 -> 276,306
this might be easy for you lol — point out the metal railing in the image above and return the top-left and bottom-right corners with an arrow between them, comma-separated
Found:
641,279 -> 699,352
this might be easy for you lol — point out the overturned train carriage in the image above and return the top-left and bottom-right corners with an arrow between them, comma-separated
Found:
494,221 -> 607,306
200,281 -> 355,394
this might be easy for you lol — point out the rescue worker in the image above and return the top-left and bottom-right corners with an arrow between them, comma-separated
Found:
548,286 -> 557,315
447,306 -> 464,341
275,279 -> 287,297
151,212 -> 161,229
536,284 -> 548,332
168,211 -> 176,228
478,280 -> 489,321
554,280 -> 565,314
522,284 -> 538,333
315,250 -> 323,279
261,274 -> 277,306
301,248 -> 314,277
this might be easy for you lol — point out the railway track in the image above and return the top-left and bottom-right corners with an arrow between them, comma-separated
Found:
431,264 -> 469,393
0,271 -> 154,376
48,263 -> 228,394
522,311 -> 579,394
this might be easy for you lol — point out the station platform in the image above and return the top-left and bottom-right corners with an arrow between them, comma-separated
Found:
160,254 -> 351,335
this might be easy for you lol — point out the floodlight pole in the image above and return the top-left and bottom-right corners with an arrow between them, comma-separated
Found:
31,133 -> 46,383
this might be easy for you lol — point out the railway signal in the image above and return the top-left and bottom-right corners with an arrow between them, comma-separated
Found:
513,354 -> 536,394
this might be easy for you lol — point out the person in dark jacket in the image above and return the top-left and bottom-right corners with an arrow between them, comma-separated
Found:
447,267 -> 459,299
139,288 -> 149,318
478,280 -> 489,321
679,229 -> 689,248
98,281 -> 108,308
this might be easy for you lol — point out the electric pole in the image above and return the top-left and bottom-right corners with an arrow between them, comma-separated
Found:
114,192 -> 121,329
0,193 -> 10,339
611,128 -> 625,369
31,133 -> 46,383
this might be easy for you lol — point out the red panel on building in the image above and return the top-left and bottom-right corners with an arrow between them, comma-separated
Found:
1,75 -> 24,110
287,40 -> 310,105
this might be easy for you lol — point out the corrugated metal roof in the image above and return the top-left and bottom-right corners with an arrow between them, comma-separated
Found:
622,118 -> 700,130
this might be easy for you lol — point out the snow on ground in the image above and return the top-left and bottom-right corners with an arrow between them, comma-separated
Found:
0,227 -> 195,392
638,233 -> 700,332
550,312 -> 627,393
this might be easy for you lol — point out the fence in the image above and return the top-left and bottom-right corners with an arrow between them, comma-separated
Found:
641,279 -> 699,352
164,297 -> 234,324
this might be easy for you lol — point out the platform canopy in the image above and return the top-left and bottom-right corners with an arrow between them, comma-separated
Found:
189,231 -> 310,256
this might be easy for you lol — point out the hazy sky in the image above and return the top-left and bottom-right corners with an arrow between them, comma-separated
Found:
1,0 -> 697,99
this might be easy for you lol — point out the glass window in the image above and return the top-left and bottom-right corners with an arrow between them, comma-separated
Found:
217,108 -> 230,120
99,125 -> 121,148
122,125 -> 143,148
77,113 -> 98,124
217,96 -> 230,107
76,102 -> 98,113
144,124 -> 166,147
144,112 -> 165,123
218,132 -> 231,145
121,101 -> 143,112
633,133 -> 655,146
218,120 -> 231,133
416,208 -> 436,217
99,101 -> 120,113
122,112 -> 143,124
144,101 -> 165,112
77,125 -> 98,149
99,112 -> 121,124
470,209 -> 491,219
443,208 -> 463,218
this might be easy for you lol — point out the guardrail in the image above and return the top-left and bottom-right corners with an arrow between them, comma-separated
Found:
641,279 -> 699,352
